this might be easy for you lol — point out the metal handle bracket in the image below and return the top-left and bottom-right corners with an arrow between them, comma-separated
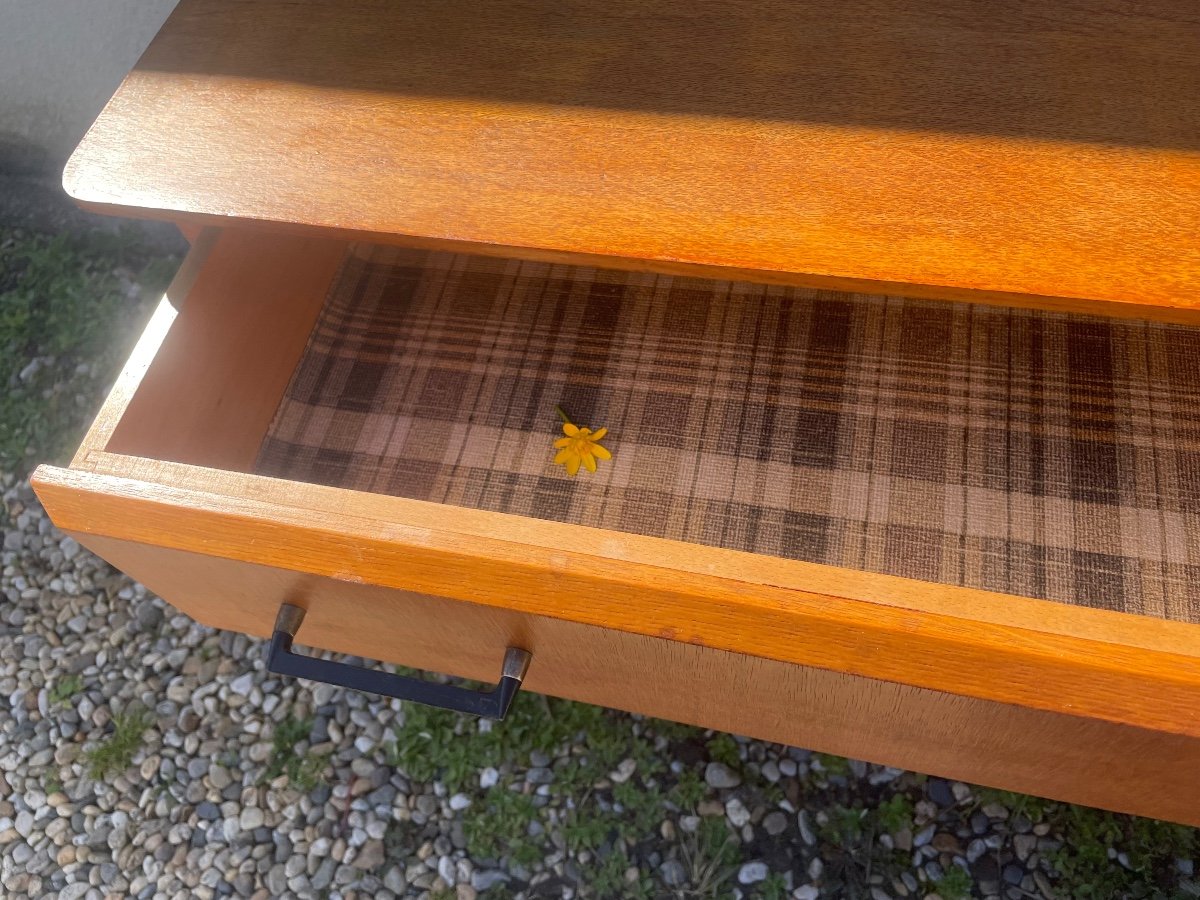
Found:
266,603 -> 531,720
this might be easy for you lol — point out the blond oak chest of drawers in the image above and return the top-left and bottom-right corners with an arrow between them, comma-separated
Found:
32,0 -> 1200,825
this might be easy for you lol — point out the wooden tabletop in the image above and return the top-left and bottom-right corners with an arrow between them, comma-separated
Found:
67,0 -> 1200,316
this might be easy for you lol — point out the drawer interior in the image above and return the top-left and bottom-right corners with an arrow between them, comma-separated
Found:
106,234 -> 1200,625
38,226 -> 1200,739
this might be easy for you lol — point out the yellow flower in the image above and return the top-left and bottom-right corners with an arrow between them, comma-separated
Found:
553,421 -> 612,476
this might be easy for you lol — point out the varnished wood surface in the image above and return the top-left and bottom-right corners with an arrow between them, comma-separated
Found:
65,0 -> 1200,314
105,230 -> 347,470
70,228 -> 219,467
31,228 -> 1200,740
31,464 -> 1200,739
43,534 -> 1200,826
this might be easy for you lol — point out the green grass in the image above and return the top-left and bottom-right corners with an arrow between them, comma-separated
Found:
705,733 -> 741,770
391,692 -> 711,892
813,752 -> 851,778
48,673 -> 84,706
677,817 -> 740,898
86,706 -> 153,780
0,226 -> 177,473
671,769 -> 706,810
875,793 -> 914,835
389,688 -> 653,794
1044,806 -> 1197,900
935,865 -> 974,900
464,785 -> 543,867
756,872 -> 790,900
261,714 -> 330,790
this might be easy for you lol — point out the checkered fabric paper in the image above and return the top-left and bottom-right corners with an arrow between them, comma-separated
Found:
257,246 -> 1200,624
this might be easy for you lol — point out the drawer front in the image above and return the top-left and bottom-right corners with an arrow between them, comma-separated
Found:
43,529 -> 1200,827
32,461 -> 1200,742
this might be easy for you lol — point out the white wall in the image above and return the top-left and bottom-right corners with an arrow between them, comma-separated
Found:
0,0 -> 179,174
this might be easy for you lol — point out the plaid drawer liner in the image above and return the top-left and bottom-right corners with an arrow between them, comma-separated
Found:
257,246 -> 1200,623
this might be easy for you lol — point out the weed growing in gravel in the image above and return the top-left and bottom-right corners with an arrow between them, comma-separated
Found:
821,803 -> 867,844
935,865 -> 973,899
387,696 -> 480,788
976,786 -> 1053,823
0,227 -> 177,472
381,689 -> 1186,898
669,769 -> 706,811
964,787 -> 1199,899
813,751 -> 851,778
757,871 -> 790,899
817,803 -> 887,894
705,733 -> 741,770
1045,806 -> 1197,899
86,706 -> 152,779
875,793 -> 914,834
613,779 -> 666,840
678,816 -> 739,896
48,673 -> 84,705
261,714 -> 330,790
393,693 -> 719,893
390,688 -> 670,795
463,786 -> 541,867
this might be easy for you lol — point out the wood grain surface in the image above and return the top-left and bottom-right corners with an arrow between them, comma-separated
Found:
70,227 -> 220,466
104,230 -> 347,470
32,228 -> 1200,740
37,533 -> 1200,826
31,463 -> 1200,740
65,0 -> 1200,314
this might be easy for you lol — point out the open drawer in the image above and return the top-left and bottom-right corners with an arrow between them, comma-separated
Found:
32,228 -> 1200,825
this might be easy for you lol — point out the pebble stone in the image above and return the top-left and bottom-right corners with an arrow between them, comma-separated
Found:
660,858 -> 686,887
705,761 -> 742,789
725,797 -> 752,828
763,811 -> 788,836
737,861 -> 769,884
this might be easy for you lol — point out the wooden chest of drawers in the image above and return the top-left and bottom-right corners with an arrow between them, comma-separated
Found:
33,0 -> 1200,824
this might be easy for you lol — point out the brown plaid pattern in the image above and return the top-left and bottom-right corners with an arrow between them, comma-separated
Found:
257,246 -> 1200,624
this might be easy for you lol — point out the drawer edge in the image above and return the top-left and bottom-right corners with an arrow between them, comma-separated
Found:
31,463 -> 1200,739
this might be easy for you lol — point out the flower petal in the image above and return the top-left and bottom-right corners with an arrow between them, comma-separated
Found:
582,452 -> 597,473
562,422 -> 580,437
553,437 -> 572,448
554,448 -> 572,465
589,427 -> 608,440
565,455 -> 581,476
591,443 -> 612,460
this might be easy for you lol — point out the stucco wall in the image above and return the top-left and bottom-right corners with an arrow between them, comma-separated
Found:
0,0 -> 179,175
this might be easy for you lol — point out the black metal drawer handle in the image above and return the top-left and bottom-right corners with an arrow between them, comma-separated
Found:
266,604 -> 532,720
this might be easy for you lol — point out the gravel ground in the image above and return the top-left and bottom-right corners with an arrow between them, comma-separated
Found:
0,222 -> 1197,899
